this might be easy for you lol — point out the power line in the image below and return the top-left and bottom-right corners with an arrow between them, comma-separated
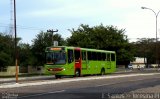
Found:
0,23 -> 46,31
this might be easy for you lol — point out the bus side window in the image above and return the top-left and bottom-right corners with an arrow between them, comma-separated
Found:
68,49 -> 73,63
92,52 -> 97,60
97,52 -> 102,60
107,53 -> 110,61
87,51 -> 92,60
102,53 -> 106,61
111,54 -> 115,61
82,51 -> 86,60
75,50 -> 80,61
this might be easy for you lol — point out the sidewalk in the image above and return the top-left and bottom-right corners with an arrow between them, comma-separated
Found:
0,69 -> 131,82
0,75 -> 54,83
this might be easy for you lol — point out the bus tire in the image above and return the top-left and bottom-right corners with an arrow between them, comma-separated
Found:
75,69 -> 80,77
55,75 -> 61,79
101,68 -> 105,75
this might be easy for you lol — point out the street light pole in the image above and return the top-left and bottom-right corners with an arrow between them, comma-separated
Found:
47,29 -> 58,46
141,6 -> 160,66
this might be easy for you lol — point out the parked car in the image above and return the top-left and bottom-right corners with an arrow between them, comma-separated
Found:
128,64 -> 133,69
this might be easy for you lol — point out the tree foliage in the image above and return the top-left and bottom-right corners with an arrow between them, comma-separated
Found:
133,38 -> 159,64
18,43 -> 33,66
3,24 -> 160,68
0,33 -> 14,67
0,31 -> 66,68
67,24 -> 135,65
31,31 -> 66,66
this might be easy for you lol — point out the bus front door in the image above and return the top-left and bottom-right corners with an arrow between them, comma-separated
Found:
74,49 -> 81,76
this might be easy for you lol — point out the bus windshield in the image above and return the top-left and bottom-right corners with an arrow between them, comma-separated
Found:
46,51 -> 66,65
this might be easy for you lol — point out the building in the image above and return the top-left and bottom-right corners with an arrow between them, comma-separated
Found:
130,57 -> 147,68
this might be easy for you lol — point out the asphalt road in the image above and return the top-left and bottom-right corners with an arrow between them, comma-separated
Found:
1,68 -> 159,84
1,72 -> 160,99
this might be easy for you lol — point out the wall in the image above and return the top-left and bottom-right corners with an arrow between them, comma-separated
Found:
0,66 -> 44,76
0,66 -> 19,76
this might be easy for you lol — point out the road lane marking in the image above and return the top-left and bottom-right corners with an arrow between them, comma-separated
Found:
1,73 -> 160,88
48,90 -> 65,93
95,84 -> 111,87
18,90 -> 65,99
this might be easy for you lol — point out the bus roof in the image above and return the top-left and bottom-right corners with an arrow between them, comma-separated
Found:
46,46 -> 115,53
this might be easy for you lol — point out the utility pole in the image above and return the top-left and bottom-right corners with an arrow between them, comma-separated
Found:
47,29 -> 58,46
14,0 -> 18,83
9,0 -> 14,37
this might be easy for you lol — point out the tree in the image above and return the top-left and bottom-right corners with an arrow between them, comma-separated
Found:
133,38 -> 158,65
67,24 -> 135,66
0,33 -> 14,67
31,31 -> 66,66
18,43 -> 33,66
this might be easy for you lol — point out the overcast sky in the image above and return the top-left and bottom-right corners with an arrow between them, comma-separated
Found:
1,0 -> 160,44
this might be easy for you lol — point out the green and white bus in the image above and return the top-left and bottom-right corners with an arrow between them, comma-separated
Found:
44,46 -> 116,78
